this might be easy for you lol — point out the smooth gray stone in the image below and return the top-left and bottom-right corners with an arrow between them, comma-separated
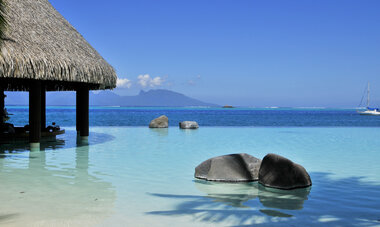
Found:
149,115 -> 169,128
179,121 -> 199,129
195,153 -> 262,182
258,153 -> 312,190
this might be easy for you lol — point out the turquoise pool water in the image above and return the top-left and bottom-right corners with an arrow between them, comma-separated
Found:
1,127 -> 380,226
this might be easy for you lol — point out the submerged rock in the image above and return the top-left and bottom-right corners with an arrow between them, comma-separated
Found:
195,153 -> 261,182
179,121 -> 199,129
149,115 -> 169,128
258,153 -> 312,190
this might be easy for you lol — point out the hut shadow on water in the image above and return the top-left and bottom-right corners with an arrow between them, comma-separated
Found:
147,173 -> 380,226
147,181 -> 309,224
0,129 -> 115,156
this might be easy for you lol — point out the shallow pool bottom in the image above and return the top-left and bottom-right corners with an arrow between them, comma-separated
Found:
1,127 -> 380,226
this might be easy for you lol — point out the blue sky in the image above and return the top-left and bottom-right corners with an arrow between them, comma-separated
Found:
50,0 -> 380,107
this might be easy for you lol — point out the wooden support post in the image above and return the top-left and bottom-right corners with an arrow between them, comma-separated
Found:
76,89 -> 80,133
0,89 -> 4,110
77,87 -> 89,138
29,81 -> 42,147
41,84 -> 46,131
80,87 -> 89,138
0,89 -> 4,125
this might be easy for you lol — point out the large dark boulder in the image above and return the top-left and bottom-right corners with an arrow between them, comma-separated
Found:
179,121 -> 199,129
149,115 -> 169,128
259,153 -> 312,190
195,153 -> 262,182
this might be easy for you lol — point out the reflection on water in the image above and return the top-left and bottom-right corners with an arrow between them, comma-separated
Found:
0,132 -> 116,226
258,184 -> 310,211
194,179 -> 259,208
148,173 -> 380,226
0,130 -> 114,154
149,128 -> 169,137
196,180 -> 310,217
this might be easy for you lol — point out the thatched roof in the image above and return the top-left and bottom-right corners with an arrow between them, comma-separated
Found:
0,0 -> 117,91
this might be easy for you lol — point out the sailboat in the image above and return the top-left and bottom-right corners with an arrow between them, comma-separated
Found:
358,83 -> 380,115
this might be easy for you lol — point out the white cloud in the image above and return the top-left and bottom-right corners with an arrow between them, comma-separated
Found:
151,76 -> 164,86
117,78 -> 132,89
187,75 -> 201,86
137,74 -> 164,88
188,80 -> 196,86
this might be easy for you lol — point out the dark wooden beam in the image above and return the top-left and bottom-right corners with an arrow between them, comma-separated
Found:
0,78 -> 103,92
41,84 -> 46,131
29,81 -> 42,144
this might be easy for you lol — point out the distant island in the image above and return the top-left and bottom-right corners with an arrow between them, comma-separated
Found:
5,89 -> 219,107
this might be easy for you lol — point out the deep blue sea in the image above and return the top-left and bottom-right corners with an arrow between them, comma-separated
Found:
2,106 -> 380,226
5,106 -> 380,127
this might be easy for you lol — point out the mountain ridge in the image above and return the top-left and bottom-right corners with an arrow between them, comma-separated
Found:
4,89 -> 218,107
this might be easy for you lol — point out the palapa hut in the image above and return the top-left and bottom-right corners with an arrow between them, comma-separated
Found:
0,0 -> 117,147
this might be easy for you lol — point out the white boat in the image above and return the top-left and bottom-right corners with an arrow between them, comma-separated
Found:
358,83 -> 380,115
359,108 -> 380,115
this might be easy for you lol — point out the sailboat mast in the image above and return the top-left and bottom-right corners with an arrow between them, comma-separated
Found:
367,82 -> 370,107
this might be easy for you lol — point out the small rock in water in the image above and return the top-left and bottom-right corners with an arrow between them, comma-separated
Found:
259,153 -> 312,190
195,153 -> 261,182
149,115 -> 169,128
179,121 -> 199,129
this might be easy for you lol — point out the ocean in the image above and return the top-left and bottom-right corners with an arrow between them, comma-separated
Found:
1,107 -> 380,226
5,106 -> 380,127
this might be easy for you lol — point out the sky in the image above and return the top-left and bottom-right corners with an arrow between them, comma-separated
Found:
49,0 -> 380,107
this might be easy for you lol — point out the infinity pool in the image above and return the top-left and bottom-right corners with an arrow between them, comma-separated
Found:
1,127 -> 380,226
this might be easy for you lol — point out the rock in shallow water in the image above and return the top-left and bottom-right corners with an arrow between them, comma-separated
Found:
195,153 -> 262,182
179,121 -> 199,129
258,153 -> 312,190
149,115 -> 169,128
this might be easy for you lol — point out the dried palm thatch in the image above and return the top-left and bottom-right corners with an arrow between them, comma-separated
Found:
0,0 -> 6,43
0,0 -> 117,91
